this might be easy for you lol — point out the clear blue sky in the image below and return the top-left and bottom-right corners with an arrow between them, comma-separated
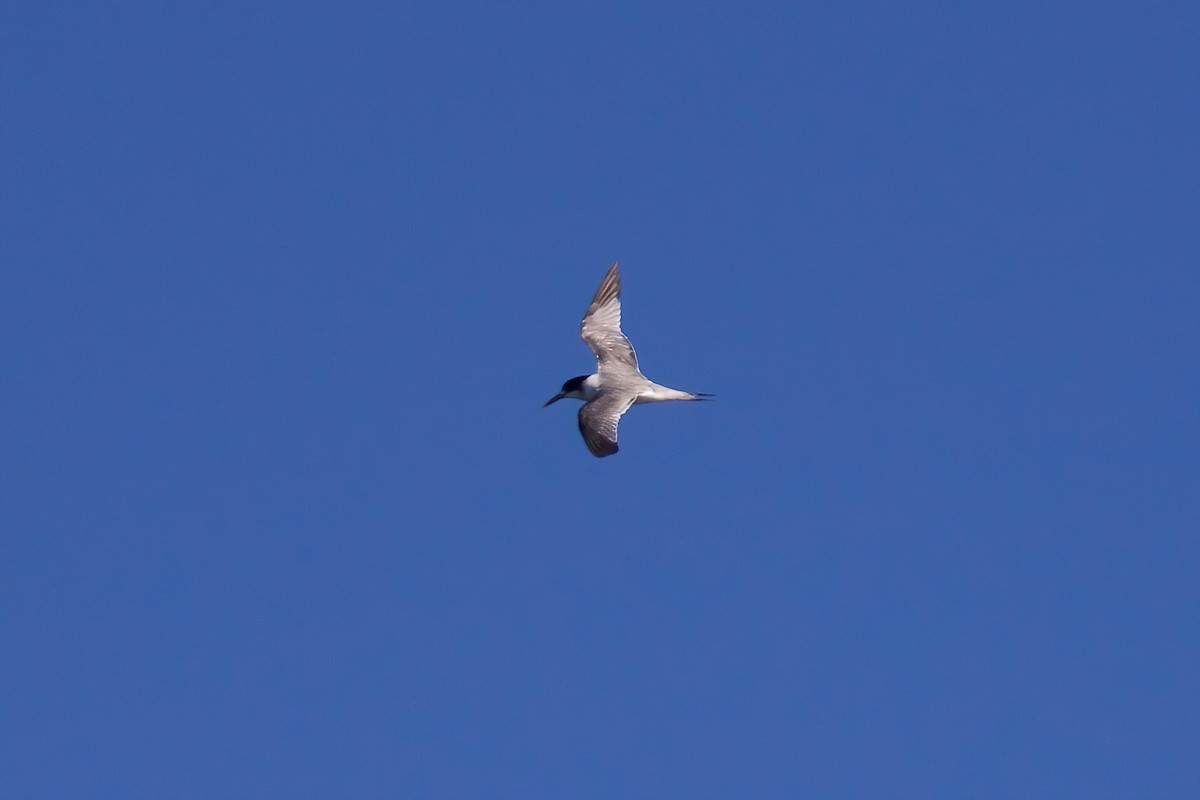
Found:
2,2 -> 1197,797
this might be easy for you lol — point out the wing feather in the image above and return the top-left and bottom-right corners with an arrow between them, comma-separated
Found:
580,261 -> 640,374
577,391 -> 635,458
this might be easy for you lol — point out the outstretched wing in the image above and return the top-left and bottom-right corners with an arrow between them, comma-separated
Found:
577,391 -> 636,458
580,261 -> 640,375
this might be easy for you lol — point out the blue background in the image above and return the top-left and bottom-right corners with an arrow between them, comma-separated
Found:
2,2 -> 1197,797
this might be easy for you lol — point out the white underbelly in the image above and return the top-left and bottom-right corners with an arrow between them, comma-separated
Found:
634,385 -> 693,403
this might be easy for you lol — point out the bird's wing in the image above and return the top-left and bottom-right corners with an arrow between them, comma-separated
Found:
577,391 -> 636,458
580,261 -> 640,375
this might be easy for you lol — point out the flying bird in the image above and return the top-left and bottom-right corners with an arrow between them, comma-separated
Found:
544,261 -> 712,457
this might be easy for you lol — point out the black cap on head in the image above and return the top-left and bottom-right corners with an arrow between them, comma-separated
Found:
562,375 -> 588,393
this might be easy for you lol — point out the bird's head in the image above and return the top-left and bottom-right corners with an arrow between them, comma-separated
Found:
543,375 -> 590,407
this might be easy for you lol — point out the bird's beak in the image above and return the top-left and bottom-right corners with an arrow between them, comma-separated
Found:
543,392 -> 565,407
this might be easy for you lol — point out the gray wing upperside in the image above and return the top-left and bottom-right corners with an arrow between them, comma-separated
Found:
577,391 -> 636,457
580,261 -> 640,374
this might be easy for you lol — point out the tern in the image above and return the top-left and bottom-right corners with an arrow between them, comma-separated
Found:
544,261 -> 712,457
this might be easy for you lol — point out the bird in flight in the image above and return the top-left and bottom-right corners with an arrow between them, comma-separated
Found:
544,261 -> 712,457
